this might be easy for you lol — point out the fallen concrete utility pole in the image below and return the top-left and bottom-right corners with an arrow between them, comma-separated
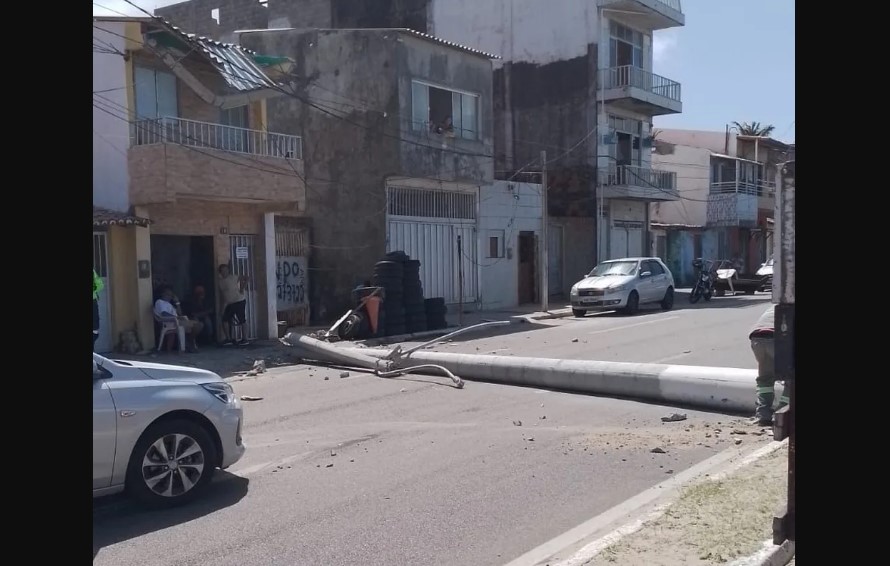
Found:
340,347 -> 758,413
281,333 -> 464,388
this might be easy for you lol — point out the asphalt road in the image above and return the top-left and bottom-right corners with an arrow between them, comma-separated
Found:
92,294 -> 771,566
382,292 -> 772,369
93,382 -> 768,565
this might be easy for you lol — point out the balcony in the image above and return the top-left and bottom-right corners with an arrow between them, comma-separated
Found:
600,164 -> 678,201
599,66 -> 682,116
598,0 -> 685,30
128,117 -> 306,208
707,182 -> 763,227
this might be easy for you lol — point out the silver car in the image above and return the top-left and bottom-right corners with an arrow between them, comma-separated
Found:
570,257 -> 675,316
93,353 -> 245,507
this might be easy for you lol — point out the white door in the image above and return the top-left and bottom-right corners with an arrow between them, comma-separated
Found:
548,224 -> 563,296
628,227 -> 643,258
386,185 -> 479,305
610,226 -> 628,260
230,234 -> 259,339
93,232 -> 113,353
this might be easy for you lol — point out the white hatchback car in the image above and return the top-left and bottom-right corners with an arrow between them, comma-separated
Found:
570,257 -> 675,316
93,353 -> 245,508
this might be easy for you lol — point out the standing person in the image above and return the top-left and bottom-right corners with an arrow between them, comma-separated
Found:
749,305 -> 788,426
93,269 -> 104,349
218,264 -> 248,345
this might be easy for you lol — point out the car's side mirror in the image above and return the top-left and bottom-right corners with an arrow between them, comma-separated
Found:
640,271 -> 652,278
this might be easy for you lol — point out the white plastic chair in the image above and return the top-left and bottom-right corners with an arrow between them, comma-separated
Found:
154,312 -> 186,352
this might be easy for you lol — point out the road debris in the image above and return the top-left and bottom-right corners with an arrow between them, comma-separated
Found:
731,429 -> 748,435
735,438 -> 743,445
661,413 -> 688,423
513,420 -> 523,427
340,371 -> 350,378
572,338 -> 579,343
650,447 -> 667,454
400,388 -> 407,392
525,437 -> 535,442
331,450 -> 337,457
324,376 -> 330,380
326,463 -> 334,468
540,415 -> 546,420
240,395 -> 264,401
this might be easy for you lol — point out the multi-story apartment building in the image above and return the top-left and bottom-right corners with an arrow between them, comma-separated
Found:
93,16 -> 307,351
156,0 -> 684,301
650,128 -> 793,285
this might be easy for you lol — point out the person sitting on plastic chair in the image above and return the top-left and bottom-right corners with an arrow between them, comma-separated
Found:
154,286 -> 203,353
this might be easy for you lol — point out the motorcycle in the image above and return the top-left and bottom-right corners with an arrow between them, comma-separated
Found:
689,258 -> 714,304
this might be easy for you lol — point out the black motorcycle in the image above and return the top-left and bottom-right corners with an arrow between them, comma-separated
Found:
689,258 -> 714,304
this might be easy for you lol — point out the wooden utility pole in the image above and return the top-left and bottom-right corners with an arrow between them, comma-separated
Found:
540,150 -> 549,312
772,160 -> 795,546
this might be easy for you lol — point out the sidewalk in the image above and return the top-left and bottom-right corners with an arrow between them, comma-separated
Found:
570,441 -> 793,566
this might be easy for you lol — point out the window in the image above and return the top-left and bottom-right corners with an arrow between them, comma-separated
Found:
220,105 -> 249,153
134,66 -> 178,120
487,230 -> 505,258
607,115 -> 643,166
411,81 -> 480,140
609,21 -> 644,69
645,260 -> 665,276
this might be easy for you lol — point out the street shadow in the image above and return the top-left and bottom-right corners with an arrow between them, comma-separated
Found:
421,319 -> 554,344
670,290 -> 772,311
92,473 -> 249,559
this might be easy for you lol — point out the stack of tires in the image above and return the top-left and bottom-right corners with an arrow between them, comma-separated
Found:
424,297 -> 448,330
373,252 -> 407,336
403,259 -> 427,334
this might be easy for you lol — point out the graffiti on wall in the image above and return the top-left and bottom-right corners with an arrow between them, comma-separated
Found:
276,256 -> 308,309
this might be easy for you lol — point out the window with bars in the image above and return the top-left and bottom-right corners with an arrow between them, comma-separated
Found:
387,187 -> 476,220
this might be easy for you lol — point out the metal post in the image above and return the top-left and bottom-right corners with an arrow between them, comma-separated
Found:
772,160 -> 795,545
541,150 -> 549,312
457,235 -> 464,327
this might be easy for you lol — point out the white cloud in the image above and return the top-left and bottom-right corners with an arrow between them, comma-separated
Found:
653,29 -> 679,64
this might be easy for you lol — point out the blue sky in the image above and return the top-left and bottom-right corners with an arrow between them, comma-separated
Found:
653,0 -> 795,142
95,0 -> 795,143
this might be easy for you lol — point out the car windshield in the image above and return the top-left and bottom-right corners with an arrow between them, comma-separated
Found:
589,260 -> 638,277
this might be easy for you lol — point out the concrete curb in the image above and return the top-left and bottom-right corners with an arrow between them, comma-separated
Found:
337,347 -> 759,413
729,539 -> 795,566
354,309 -> 574,347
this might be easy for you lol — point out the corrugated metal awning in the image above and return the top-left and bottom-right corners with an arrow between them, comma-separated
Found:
148,19 -> 284,92
93,207 -> 152,228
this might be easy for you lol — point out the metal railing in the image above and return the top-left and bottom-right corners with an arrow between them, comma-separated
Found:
132,116 -> 302,160
602,164 -> 677,194
600,66 -> 682,103
710,180 -> 776,197
599,0 -> 683,12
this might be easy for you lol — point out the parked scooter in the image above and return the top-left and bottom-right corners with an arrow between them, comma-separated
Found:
689,258 -> 714,303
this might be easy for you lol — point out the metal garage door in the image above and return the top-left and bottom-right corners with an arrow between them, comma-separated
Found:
386,186 -> 478,304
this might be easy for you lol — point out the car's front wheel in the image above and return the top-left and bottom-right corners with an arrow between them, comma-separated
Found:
572,308 -> 587,318
126,418 -> 218,508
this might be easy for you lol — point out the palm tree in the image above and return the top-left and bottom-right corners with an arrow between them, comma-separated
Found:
731,121 -> 775,137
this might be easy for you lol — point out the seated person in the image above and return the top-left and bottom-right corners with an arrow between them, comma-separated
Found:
431,115 -> 455,136
182,285 -> 216,346
154,286 -> 204,353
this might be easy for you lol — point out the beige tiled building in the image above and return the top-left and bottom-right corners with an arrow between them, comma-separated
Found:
93,16 -> 308,351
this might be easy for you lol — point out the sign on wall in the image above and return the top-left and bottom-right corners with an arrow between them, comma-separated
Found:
276,256 -> 308,310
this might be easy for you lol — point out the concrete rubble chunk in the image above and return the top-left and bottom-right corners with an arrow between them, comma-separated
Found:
340,371 -> 350,378
513,420 -> 522,426
661,413 -> 688,423
650,447 -> 667,454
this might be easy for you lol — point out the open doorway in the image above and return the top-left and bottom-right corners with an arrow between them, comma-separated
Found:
150,235 -> 217,345
518,231 -> 537,304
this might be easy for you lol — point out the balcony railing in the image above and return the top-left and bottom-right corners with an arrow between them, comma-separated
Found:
132,116 -> 302,160
600,66 -> 682,103
711,180 -> 776,198
603,164 -> 677,193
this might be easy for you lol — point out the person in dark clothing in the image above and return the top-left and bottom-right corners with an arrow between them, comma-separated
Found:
749,305 -> 788,425
182,285 -> 216,346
